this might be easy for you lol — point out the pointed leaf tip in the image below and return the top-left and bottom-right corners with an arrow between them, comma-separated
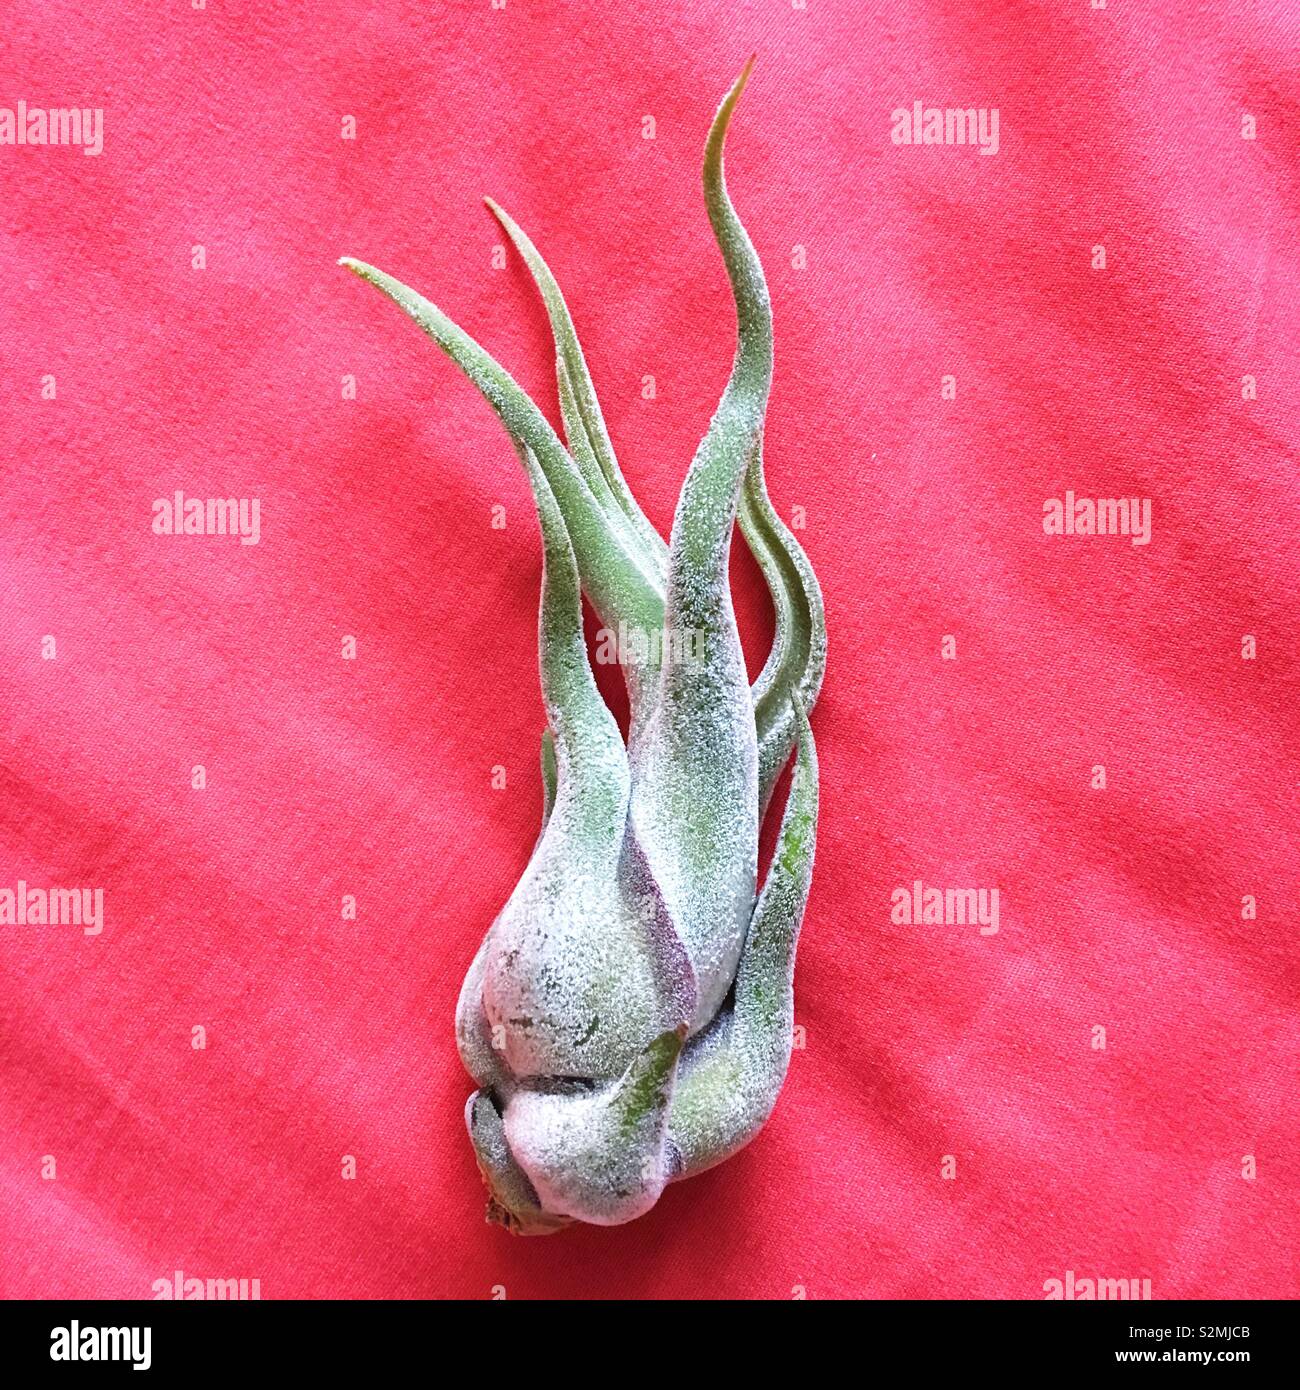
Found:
728,54 -> 756,107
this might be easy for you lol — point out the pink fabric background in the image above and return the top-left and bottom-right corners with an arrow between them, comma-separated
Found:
2,0 -> 1297,1299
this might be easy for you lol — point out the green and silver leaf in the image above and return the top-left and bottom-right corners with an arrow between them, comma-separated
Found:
343,57 -> 827,1232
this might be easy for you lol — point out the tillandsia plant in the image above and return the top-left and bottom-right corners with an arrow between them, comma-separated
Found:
340,57 -> 826,1233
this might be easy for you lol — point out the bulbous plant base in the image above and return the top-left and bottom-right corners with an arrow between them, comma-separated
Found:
342,57 -> 826,1232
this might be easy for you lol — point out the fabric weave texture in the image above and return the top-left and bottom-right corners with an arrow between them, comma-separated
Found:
0,0 -> 1297,1299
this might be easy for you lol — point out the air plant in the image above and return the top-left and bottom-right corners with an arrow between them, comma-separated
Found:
339,57 -> 826,1233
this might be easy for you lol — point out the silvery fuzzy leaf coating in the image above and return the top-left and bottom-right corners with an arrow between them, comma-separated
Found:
341,56 -> 827,1232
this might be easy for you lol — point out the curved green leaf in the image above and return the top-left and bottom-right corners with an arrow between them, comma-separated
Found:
338,257 -> 666,698
668,703 -> 818,1175
486,196 -> 669,578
